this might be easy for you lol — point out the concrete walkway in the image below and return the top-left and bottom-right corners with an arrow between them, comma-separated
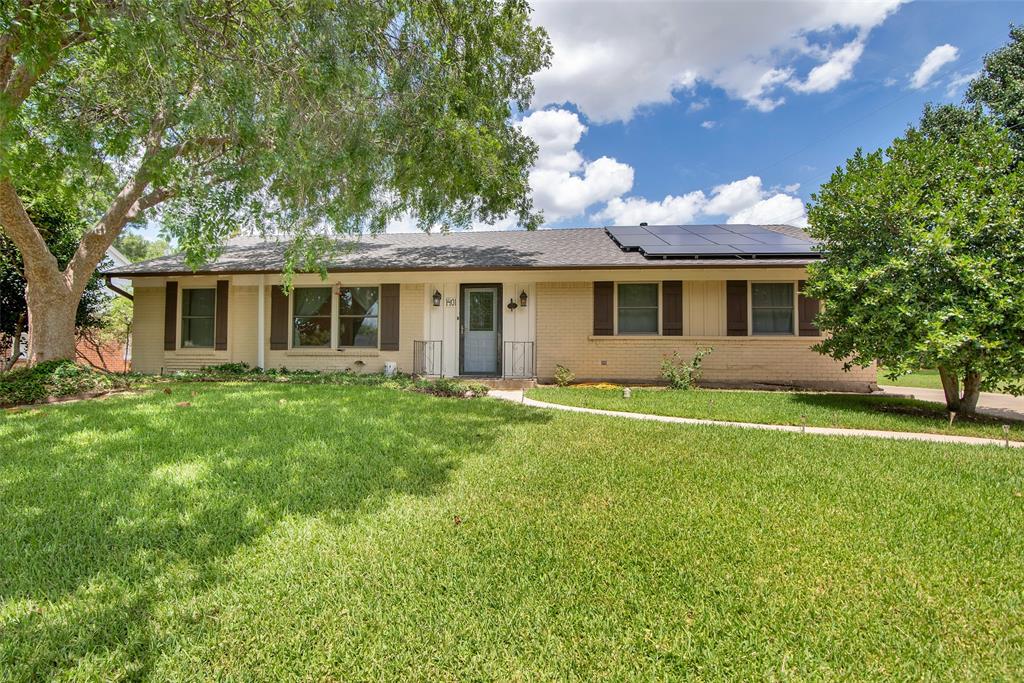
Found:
877,385 -> 1024,422
490,389 -> 1023,449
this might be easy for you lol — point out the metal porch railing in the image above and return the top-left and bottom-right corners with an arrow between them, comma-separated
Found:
413,340 -> 443,376
502,341 -> 535,379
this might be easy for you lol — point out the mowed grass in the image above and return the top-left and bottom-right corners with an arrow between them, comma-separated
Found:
879,368 -> 945,390
528,386 -> 1024,441
2,383 -> 1023,680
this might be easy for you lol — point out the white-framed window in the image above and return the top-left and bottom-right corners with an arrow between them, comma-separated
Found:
291,287 -> 332,347
750,282 -> 795,336
616,282 -> 660,335
181,288 -> 216,348
338,286 -> 380,348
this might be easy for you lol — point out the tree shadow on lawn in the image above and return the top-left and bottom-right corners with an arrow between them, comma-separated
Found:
787,391 -> 1024,431
0,383 -> 549,679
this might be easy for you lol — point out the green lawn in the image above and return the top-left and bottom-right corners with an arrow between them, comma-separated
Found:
528,386 -> 1024,441
2,383 -> 1023,679
879,368 -> 944,390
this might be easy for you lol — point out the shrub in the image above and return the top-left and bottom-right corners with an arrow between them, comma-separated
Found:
660,347 -> 713,390
169,365 -> 489,397
202,362 -> 257,375
553,364 -> 575,387
174,365 -> 414,389
414,377 -> 490,398
0,360 -> 141,407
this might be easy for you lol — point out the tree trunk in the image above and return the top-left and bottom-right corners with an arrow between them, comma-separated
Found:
960,371 -> 982,415
25,274 -> 78,363
938,366 -> 961,412
937,365 -> 983,416
2,312 -> 25,371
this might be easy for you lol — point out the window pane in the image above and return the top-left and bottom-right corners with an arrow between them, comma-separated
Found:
752,309 -> 794,334
294,288 -> 332,316
183,289 -> 215,316
468,291 -> 495,331
339,287 -> 379,316
618,283 -> 658,307
293,317 -> 331,347
183,317 -> 214,347
618,308 -> 659,334
339,316 -> 379,347
752,283 -> 793,308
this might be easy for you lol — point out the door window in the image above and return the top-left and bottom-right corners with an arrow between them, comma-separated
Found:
469,291 -> 495,331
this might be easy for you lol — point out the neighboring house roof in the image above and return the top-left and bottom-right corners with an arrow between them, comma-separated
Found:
103,245 -> 133,293
105,225 -> 818,276
106,245 -> 131,267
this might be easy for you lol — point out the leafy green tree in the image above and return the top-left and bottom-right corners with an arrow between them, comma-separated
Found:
0,1 -> 550,362
1,193 -> 107,370
806,115 -> 1024,415
113,231 -> 170,263
967,25 -> 1024,155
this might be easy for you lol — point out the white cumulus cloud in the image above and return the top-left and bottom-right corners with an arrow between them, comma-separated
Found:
595,191 -> 708,225
594,176 -> 807,227
910,44 -> 959,89
729,193 -> 807,227
531,0 -> 905,122
790,35 -> 866,93
517,109 -> 634,221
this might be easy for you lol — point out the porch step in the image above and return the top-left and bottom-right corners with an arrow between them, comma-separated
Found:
457,377 -> 537,390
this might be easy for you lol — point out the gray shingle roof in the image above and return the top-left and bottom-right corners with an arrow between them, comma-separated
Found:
106,225 -> 818,276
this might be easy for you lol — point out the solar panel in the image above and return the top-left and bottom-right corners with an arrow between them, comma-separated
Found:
660,233 -> 716,246
703,235 -> 762,245
642,244 -> 742,257
603,224 -> 819,260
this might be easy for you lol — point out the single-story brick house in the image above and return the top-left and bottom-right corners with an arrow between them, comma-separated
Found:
105,224 -> 877,391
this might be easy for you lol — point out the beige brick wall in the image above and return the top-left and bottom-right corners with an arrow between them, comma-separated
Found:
131,272 -> 875,389
131,282 -> 423,374
263,283 -> 423,373
536,281 -> 876,390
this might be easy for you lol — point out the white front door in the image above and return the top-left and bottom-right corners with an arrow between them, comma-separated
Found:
461,286 -> 499,375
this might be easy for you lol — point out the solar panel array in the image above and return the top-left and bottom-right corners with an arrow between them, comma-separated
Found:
605,224 -> 820,260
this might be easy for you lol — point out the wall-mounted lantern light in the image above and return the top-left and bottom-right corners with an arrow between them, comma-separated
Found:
519,290 -> 528,308
507,298 -> 518,311
432,289 -> 442,307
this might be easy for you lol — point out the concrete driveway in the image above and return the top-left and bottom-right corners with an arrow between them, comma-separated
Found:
877,385 -> 1024,422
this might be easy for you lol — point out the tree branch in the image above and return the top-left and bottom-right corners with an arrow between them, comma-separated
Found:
0,178 -> 59,278
64,109 -> 173,294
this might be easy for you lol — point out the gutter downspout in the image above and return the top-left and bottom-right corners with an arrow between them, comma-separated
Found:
104,274 -> 134,301
257,275 -> 266,370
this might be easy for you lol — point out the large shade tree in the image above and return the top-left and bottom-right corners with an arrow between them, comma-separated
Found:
0,0 -> 551,363
0,190 -> 107,369
806,112 -> 1024,415
967,25 -> 1024,156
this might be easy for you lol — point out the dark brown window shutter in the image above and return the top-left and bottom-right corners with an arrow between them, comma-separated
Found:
215,280 -> 229,350
593,281 -> 613,335
270,286 -> 289,350
662,280 -> 683,336
726,280 -> 748,336
164,281 -> 178,350
380,283 -> 400,351
798,280 -> 821,337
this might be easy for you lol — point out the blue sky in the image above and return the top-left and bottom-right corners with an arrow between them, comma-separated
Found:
485,0 -> 1024,232
137,1 -> 1024,240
